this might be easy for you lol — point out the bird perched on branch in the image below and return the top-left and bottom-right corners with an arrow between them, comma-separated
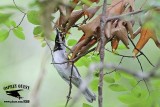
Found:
53,29 -> 96,103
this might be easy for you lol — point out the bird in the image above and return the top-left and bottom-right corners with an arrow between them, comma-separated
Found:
6,89 -> 23,100
52,29 -> 96,103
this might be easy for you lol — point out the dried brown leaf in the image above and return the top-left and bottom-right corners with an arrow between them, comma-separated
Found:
70,39 -> 86,60
68,0 -> 80,14
105,21 -> 112,38
79,15 -> 100,37
125,21 -> 134,39
79,38 -> 97,54
84,6 -> 101,19
112,20 -> 129,48
65,9 -> 84,31
111,36 -> 120,52
133,27 -> 141,39
70,36 -> 92,60
108,0 -> 134,16
133,27 -> 160,56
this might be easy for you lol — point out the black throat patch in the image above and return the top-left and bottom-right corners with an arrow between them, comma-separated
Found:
54,32 -> 63,52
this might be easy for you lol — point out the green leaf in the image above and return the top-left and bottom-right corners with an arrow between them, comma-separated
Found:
152,79 -> 160,88
94,71 -> 99,77
13,28 -> 25,40
49,32 -> 55,41
109,84 -> 127,92
104,76 -> 115,83
0,101 -> 5,107
91,55 -> 100,62
81,0 -> 92,6
0,13 -> 11,24
90,79 -> 99,91
27,10 -> 40,25
5,20 -> 16,28
131,86 -> 147,99
67,39 -> 77,46
83,103 -> 93,107
75,57 -> 91,67
17,26 -> 23,31
114,72 -> 121,81
0,30 -> 9,42
75,5 -> 83,10
121,72 -> 134,80
117,44 -> 128,50
128,78 -> 137,87
10,20 -> 16,27
118,94 -> 139,104
0,5 -> 24,10
121,72 -> 137,86
33,26 -> 43,35
41,42 -> 46,47
118,88 -> 148,105
154,103 -> 160,107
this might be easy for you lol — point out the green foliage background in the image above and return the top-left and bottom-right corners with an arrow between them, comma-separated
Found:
0,0 -> 160,107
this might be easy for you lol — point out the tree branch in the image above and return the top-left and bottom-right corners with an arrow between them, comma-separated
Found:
99,0 -> 107,107
106,10 -> 145,22
65,63 -> 74,107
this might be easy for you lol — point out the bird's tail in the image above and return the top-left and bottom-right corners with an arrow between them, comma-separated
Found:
82,88 -> 96,103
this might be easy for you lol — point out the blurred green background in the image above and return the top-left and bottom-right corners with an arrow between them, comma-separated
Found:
0,0 -> 160,107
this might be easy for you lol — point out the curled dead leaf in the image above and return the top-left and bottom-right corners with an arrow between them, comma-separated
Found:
84,6 -> 101,20
107,0 -> 134,17
67,0 -> 80,14
112,20 -> 129,48
125,21 -> 134,39
70,36 -> 92,60
79,15 -> 100,37
79,38 -> 97,55
133,27 -> 141,39
70,39 -> 86,60
66,9 -> 84,31
105,21 -> 112,38
133,27 -> 160,56
111,36 -> 120,52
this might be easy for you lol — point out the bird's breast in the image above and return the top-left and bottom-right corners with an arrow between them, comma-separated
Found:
53,50 -> 67,63
53,50 -> 69,72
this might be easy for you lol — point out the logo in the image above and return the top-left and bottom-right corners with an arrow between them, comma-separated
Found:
3,84 -> 30,103
6,89 -> 23,99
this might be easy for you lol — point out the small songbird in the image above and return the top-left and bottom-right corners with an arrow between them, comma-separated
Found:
53,29 -> 96,103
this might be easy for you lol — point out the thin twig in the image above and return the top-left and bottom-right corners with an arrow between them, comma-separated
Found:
90,63 -> 150,80
105,48 -> 142,58
132,79 -> 143,90
104,49 -> 141,75
51,47 -> 95,65
136,57 -> 150,95
45,39 -> 54,63
104,56 -> 124,75
149,60 -> 160,77
128,36 -> 155,67
13,0 -> 26,14
65,63 -> 74,107
140,0 -> 148,10
99,0 -> 107,107
10,0 -> 26,32
9,13 -> 26,32
106,10 -> 145,22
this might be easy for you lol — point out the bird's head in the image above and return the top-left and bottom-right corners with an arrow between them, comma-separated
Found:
54,28 -> 66,52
